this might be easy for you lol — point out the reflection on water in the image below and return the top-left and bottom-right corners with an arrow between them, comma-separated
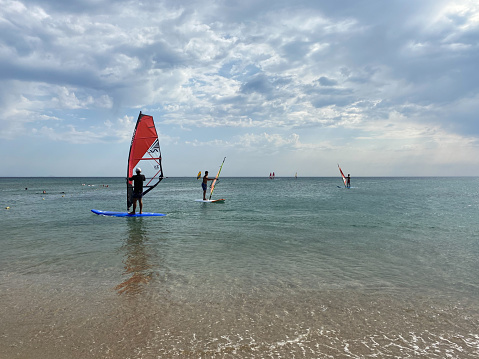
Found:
115,218 -> 155,295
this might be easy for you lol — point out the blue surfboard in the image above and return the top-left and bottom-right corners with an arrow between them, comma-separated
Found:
91,209 -> 166,217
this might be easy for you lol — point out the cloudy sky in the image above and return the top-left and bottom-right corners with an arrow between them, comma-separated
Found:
1,0 -> 478,177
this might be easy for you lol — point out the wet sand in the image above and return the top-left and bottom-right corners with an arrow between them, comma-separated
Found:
2,273 -> 478,358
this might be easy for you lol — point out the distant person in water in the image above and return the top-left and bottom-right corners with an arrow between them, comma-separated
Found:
202,171 -> 217,200
346,174 -> 351,188
128,167 -> 146,214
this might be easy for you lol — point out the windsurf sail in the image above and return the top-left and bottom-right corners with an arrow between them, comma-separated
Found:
127,112 -> 163,210
209,157 -> 226,200
338,164 -> 347,187
196,171 -> 201,180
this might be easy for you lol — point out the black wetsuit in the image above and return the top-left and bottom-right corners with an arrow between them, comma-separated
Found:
129,174 -> 146,196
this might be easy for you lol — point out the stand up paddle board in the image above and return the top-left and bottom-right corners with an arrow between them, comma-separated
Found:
195,199 -> 225,203
91,209 -> 166,217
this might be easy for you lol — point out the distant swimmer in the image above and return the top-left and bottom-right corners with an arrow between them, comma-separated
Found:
43,190 -> 46,194
202,171 -> 217,200
128,167 -> 146,214
346,174 -> 351,188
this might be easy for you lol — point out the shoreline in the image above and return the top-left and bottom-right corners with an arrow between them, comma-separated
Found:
2,271 -> 478,358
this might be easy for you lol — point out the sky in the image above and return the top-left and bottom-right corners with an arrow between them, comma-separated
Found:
1,0 -> 479,177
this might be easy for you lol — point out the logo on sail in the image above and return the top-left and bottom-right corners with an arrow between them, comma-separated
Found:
148,139 -> 160,154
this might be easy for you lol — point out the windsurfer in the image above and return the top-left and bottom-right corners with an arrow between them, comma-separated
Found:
202,171 -> 217,200
128,168 -> 146,214
346,174 -> 351,188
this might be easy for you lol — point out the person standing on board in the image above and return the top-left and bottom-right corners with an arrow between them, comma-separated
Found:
202,171 -> 217,200
346,174 -> 351,188
128,167 -> 146,214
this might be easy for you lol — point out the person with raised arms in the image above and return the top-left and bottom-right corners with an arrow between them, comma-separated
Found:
202,171 -> 217,200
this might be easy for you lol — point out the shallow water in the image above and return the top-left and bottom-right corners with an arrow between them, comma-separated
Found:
1,177 -> 478,358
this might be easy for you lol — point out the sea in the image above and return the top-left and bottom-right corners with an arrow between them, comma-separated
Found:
1,176 -> 478,358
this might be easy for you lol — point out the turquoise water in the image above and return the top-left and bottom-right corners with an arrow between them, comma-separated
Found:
1,177 -> 479,358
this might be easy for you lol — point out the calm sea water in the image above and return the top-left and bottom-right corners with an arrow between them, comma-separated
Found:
1,177 -> 478,358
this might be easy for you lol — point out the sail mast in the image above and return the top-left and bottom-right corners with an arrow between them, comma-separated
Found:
209,157 -> 226,200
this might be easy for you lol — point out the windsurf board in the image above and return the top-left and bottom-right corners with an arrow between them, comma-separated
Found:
91,209 -> 166,217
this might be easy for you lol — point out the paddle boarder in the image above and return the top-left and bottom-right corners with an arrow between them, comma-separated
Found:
128,167 -> 146,214
202,171 -> 217,200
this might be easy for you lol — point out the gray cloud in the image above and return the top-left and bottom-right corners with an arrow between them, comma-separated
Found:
1,0 -> 479,175
318,76 -> 338,86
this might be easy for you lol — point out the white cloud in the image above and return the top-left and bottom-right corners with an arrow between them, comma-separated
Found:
1,0 -> 479,175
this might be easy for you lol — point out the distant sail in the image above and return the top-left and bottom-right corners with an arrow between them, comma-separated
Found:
295,172 -> 297,178
197,171 -> 201,179
337,164 -> 347,187
209,157 -> 226,200
127,112 -> 164,210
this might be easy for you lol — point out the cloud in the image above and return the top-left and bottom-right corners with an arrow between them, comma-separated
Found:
318,76 -> 338,86
1,0 -> 479,175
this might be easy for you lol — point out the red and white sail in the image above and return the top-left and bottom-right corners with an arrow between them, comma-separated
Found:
127,112 -> 163,210
338,164 -> 347,187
